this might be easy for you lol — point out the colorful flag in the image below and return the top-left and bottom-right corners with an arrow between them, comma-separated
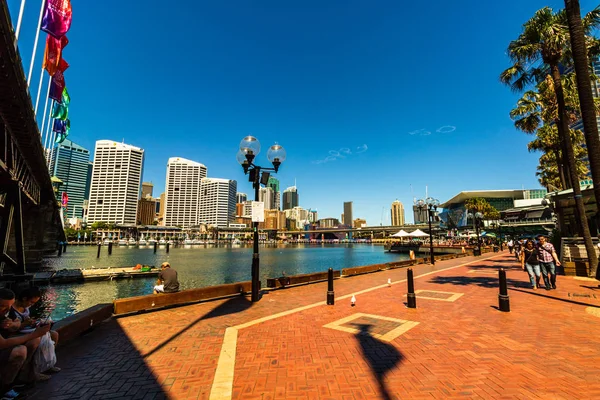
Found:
62,87 -> 70,105
49,62 -> 68,102
42,35 -> 68,76
55,132 -> 68,143
52,119 -> 66,133
51,88 -> 70,120
62,192 -> 69,207
41,0 -> 73,39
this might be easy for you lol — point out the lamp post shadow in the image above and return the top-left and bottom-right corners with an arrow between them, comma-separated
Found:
350,323 -> 404,400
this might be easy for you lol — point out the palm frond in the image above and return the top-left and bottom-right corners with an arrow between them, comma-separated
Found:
582,6 -> 600,34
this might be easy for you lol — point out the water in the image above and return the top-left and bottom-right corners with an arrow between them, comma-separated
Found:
32,243 -> 409,321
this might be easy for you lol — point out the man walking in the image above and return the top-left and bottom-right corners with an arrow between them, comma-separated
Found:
537,235 -> 561,290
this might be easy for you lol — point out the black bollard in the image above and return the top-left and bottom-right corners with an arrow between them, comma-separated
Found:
327,268 -> 334,305
154,242 -> 157,254
97,243 -> 101,258
57,243 -> 63,257
498,268 -> 510,312
407,268 -> 417,308
108,241 -> 113,255
63,242 -> 67,253
166,242 -> 170,253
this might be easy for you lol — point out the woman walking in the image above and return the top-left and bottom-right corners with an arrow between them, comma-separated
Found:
521,240 -> 541,289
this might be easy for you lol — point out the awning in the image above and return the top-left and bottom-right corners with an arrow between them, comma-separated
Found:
525,210 -> 544,219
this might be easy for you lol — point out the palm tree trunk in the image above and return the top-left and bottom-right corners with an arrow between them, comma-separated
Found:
551,63 -> 599,275
553,118 -> 573,189
555,147 -> 567,190
564,0 -> 600,277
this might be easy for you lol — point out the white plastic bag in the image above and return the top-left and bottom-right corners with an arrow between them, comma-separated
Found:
34,332 -> 56,373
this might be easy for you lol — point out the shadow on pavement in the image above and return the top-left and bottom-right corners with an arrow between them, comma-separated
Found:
143,295 -> 252,359
350,323 -> 403,400
509,287 -> 600,309
27,319 -> 167,400
428,275 -> 531,289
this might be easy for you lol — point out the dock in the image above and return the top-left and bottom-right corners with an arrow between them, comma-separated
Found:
33,266 -> 159,284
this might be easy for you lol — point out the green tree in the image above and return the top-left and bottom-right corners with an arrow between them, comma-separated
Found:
500,6 -> 598,273
91,221 -> 108,230
464,198 -> 500,220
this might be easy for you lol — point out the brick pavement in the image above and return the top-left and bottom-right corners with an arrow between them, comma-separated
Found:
25,252 -> 600,399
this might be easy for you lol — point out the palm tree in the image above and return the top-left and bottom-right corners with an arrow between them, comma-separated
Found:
500,6 -> 598,274
564,1 -> 600,277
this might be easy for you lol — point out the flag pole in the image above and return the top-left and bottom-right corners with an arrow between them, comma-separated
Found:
48,128 -> 58,170
40,81 -> 51,139
14,0 -> 27,41
27,0 -> 45,87
34,67 -> 45,116
44,109 -> 54,166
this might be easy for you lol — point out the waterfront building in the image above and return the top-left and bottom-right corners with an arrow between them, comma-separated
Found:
199,178 -> 237,227
49,139 -> 90,219
318,217 -> 340,228
259,186 -> 275,210
137,197 -> 156,225
282,186 -> 299,210
343,202 -> 353,226
391,200 -> 405,226
236,193 -> 247,204
267,177 -> 281,211
353,218 -> 367,228
87,140 -> 144,224
164,157 -> 207,228
142,182 -> 154,199
264,209 -> 286,230
308,209 -> 318,223
158,192 -> 165,225
242,201 -> 254,217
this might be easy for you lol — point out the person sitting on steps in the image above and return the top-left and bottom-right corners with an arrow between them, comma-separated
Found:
153,262 -> 180,294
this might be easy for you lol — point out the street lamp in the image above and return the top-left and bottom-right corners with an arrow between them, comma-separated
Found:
467,211 -> 484,256
237,136 -> 286,302
417,197 -> 440,265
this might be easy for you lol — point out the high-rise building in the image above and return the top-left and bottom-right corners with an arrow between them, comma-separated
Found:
236,193 -> 247,204
282,186 -> 298,210
84,161 -> 93,200
259,186 -> 275,210
141,182 -> 154,199
199,178 -> 237,227
159,192 -> 166,224
164,157 -> 207,228
308,209 -> 318,223
137,198 -> 156,225
242,201 -> 254,217
343,201 -> 353,226
87,140 -> 144,224
413,205 -> 428,224
267,177 -> 280,211
353,218 -> 367,228
391,200 -> 405,226
49,139 -> 90,219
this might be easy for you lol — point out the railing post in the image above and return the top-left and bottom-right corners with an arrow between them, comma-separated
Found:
166,242 -> 170,253
154,241 -> 157,254
498,268 -> 510,312
108,241 -> 113,255
407,268 -> 416,308
327,268 -> 334,305
97,243 -> 101,258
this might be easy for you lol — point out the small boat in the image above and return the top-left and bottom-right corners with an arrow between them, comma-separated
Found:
159,238 -> 167,245
128,238 -> 137,245
148,238 -> 157,245
118,239 -> 127,246
167,240 -> 174,245
102,239 -> 112,246
184,239 -> 193,245
138,238 -> 148,246
232,239 -> 242,245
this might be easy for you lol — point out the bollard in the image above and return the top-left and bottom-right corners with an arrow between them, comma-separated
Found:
154,242 -> 158,254
97,243 -> 101,258
108,241 -> 113,255
498,268 -> 510,312
57,243 -> 62,257
166,242 -> 170,253
407,268 -> 416,308
63,243 -> 67,253
327,268 -> 334,305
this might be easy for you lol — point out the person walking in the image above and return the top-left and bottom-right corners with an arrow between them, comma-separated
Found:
507,239 -> 514,254
521,240 -> 541,289
537,235 -> 561,290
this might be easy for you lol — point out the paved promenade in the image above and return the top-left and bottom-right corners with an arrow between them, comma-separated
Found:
26,252 -> 600,400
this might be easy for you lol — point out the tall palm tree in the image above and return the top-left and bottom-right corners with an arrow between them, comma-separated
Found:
500,7 -> 598,274
564,1 -> 600,277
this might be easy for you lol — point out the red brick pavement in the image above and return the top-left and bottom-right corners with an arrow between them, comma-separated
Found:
25,252 -> 600,399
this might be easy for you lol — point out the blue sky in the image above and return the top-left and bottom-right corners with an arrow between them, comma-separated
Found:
8,0 -> 598,225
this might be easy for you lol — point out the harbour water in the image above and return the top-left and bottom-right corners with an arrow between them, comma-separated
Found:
35,243 -> 409,321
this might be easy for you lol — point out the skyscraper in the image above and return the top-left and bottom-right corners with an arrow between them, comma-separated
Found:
164,157 -> 207,228
391,200 -> 405,226
141,182 -> 154,199
343,201 -> 353,226
88,140 -> 144,224
259,186 -> 275,210
199,178 -> 237,227
267,177 -> 280,210
282,186 -> 299,210
236,193 -> 247,204
49,139 -> 90,219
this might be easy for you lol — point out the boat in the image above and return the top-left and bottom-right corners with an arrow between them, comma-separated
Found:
232,239 -> 242,245
138,238 -> 148,246
102,239 -> 112,246
118,239 -> 127,246
128,238 -> 137,245
148,238 -> 157,245
167,240 -> 174,245
159,238 -> 167,245
184,239 -> 194,245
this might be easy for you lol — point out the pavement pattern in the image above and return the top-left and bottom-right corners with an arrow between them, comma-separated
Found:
24,252 -> 600,400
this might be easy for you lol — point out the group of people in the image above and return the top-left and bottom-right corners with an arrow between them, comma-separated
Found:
507,236 -> 561,290
0,287 -> 60,400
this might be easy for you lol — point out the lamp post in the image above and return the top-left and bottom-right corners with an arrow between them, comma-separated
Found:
468,211 -> 484,256
416,197 -> 440,265
237,136 -> 286,302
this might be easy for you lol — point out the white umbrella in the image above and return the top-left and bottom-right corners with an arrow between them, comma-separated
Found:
408,229 -> 429,237
391,230 -> 409,237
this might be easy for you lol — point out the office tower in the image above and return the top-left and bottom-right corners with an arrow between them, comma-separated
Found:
199,178 -> 237,227
353,218 -> 367,228
49,139 -> 91,219
391,200 -> 405,226
267,177 -> 280,210
142,182 -> 154,199
243,200 -> 254,217
259,186 -> 274,210
87,140 -> 144,224
236,203 -> 245,217
308,209 -> 318,223
413,205 -> 428,225
343,201 -> 353,226
84,161 -> 93,200
164,157 -> 207,228
137,198 -> 156,225
236,193 -> 247,204
282,186 -> 298,210
159,192 -> 166,223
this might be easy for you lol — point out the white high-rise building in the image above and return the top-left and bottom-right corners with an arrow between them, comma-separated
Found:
236,193 -> 247,204
199,178 -> 237,227
164,157 -> 207,227
259,187 -> 275,210
88,140 -> 144,224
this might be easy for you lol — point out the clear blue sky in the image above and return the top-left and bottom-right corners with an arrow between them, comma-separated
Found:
8,0 -> 597,225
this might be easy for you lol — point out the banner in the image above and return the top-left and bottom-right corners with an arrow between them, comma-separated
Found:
62,192 -> 69,207
49,62 -> 67,102
52,119 -> 66,133
51,88 -> 70,120
41,0 -> 73,39
43,35 -> 69,76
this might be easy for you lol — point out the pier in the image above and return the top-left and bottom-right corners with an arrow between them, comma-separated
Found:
31,266 -> 158,284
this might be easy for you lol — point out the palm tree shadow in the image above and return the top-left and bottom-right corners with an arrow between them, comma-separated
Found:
350,323 -> 403,400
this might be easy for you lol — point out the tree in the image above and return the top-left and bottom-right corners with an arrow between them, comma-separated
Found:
91,221 -> 108,230
564,1 -> 600,277
464,198 -> 500,220
500,6 -> 598,274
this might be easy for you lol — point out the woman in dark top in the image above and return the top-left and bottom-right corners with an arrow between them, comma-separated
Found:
520,240 -> 541,289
